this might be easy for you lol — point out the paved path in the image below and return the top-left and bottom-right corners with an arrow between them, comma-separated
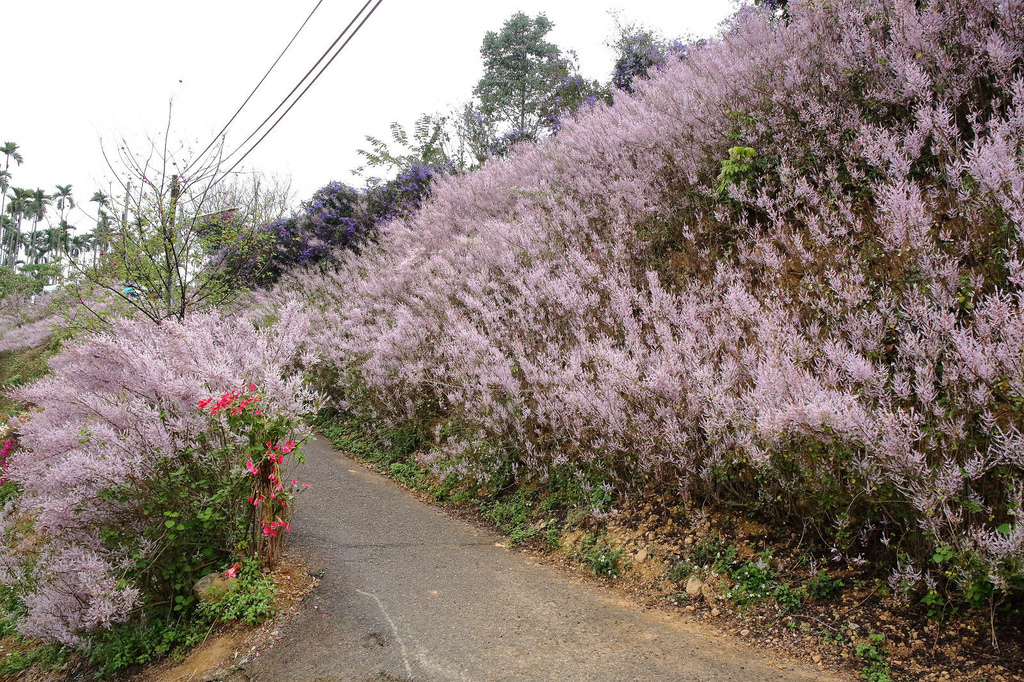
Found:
243,437 -> 842,682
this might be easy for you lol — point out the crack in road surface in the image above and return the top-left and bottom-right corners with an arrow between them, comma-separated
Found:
356,589 -> 414,680
241,437 -> 847,681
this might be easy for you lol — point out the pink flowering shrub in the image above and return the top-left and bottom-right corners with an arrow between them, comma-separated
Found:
268,0 -> 1024,601
0,303 -> 319,646
0,294 -> 56,353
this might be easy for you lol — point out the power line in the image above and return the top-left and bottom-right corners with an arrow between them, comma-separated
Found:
221,0 -> 380,170
193,0 -> 327,167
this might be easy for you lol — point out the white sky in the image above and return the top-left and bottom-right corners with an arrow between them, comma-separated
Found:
3,0 -> 735,232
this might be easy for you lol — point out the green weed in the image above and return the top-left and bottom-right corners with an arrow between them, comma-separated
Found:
667,560 -> 696,583
691,535 -> 738,573
389,462 -> 429,490
856,633 -> 894,682
804,571 -> 844,600
578,533 -> 624,579
773,583 -> 806,612
482,489 -> 537,546
199,561 -> 278,626
727,557 -> 778,606
89,618 -> 211,676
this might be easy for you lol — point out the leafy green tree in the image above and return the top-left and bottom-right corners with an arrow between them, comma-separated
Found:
20,262 -> 61,287
0,266 -> 41,298
71,112 -> 283,324
473,12 -> 572,137
449,101 -> 496,167
356,113 -> 451,175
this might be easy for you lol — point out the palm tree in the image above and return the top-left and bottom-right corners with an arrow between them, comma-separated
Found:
26,231 -> 49,267
5,188 -> 32,269
53,184 -> 74,223
0,143 -> 23,231
87,220 -> 113,270
89,191 -> 112,269
0,215 -> 11,264
47,219 -> 74,275
38,228 -> 60,265
90,190 -> 109,222
69,233 -> 89,265
0,177 -> 10,257
43,225 -> 67,264
26,188 -> 51,264
5,231 -> 25,270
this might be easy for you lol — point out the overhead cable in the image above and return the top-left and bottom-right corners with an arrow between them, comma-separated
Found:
193,0 -> 327,168
221,0 -> 381,173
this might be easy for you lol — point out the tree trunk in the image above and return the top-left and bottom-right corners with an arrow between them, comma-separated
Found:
0,158 -> 9,268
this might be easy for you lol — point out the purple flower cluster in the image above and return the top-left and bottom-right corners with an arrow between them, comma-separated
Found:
258,166 -> 454,284
364,161 -> 454,227
262,181 -> 363,281
611,32 -> 697,94
488,130 -> 537,158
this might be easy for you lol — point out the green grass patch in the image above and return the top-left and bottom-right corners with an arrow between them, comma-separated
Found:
314,412 -> 423,470
0,639 -> 71,679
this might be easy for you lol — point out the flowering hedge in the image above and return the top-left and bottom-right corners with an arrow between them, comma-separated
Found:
0,303 -> 319,646
271,0 -> 1024,602
0,295 -> 56,354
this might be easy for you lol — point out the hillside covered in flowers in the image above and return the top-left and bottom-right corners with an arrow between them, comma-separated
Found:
3,0 -> 1024,676
269,0 -> 1024,604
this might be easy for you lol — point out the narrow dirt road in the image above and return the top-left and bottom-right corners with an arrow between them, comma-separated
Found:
242,437 -> 844,682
